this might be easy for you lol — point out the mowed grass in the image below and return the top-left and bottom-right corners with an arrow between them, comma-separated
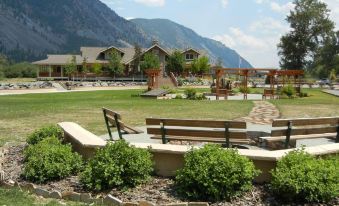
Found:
0,89 -> 253,145
270,89 -> 339,118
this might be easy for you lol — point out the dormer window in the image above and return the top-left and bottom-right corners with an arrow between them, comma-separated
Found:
186,53 -> 194,60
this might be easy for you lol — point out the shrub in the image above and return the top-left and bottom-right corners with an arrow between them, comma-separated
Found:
280,84 -> 296,98
271,149 -> 339,203
239,86 -> 251,94
175,144 -> 260,201
26,125 -> 63,145
184,88 -> 197,100
80,140 -> 153,191
23,137 -> 82,183
174,94 -> 183,99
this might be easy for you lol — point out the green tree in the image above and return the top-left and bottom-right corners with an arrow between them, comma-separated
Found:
140,53 -> 160,71
278,0 -> 335,70
191,56 -> 210,75
91,63 -> 102,76
133,43 -> 142,74
167,50 -> 185,75
65,55 -> 77,80
82,57 -> 89,79
108,50 -> 124,80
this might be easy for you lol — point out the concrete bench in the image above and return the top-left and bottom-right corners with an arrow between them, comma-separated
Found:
58,122 -> 106,159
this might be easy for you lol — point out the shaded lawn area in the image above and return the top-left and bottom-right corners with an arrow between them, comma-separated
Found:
270,89 -> 339,118
0,89 -> 253,145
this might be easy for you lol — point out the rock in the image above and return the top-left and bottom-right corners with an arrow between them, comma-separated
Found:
161,203 -> 188,206
49,190 -> 62,199
1,181 -> 14,189
80,193 -> 93,203
62,191 -> 81,202
139,201 -> 156,206
34,187 -> 50,198
123,202 -> 139,206
20,183 -> 35,192
188,203 -> 209,206
0,170 -> 5,182
103,194 -> 123,206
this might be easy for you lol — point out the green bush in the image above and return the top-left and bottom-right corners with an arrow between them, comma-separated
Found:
3,62 -> 37,78
271,149 -> 339,203
26,125 -> 63,145
175,144 -> 260,201
239,86 -> 251,94
175,94 -> 183,99
80,140 -> 153,191
280,84 -> 296,98
184,88 -> 197,100
23,137 -> 83,183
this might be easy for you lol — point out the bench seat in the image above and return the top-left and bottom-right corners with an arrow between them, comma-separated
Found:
261,133 -> 336,142
151,136 -> 251,144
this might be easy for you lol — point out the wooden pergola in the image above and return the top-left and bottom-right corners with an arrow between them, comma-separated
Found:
214,68 -> 304,100
144,69 -> 161,91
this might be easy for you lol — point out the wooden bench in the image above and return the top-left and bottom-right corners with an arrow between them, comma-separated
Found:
103,108 -> 143,141
260,117 -> 339,149
262,89 -> 275,100
58,122 -> 106,158
146,118 -> 250,147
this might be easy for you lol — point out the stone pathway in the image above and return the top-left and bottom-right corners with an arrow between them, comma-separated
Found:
236,101 -> 280,125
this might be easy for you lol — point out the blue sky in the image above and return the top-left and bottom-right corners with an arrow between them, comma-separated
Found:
99,0 -> 339,68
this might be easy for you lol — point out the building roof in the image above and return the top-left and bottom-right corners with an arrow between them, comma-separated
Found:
32,55 -> 85,65
33,45 -> 208,66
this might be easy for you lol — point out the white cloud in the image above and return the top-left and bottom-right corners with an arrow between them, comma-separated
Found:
134,0 -> 165,7
221,0 -> 229,8
250,17 -> 289,34
270,2 -> 294,14
213,27 -> 280,67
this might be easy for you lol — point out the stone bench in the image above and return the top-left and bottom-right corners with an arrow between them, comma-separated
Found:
58,122 -> 106,159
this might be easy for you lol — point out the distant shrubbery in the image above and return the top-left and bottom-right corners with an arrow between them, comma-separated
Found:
184,88 -> 206,100
175,144 -> 260,201
0,62 -> 37,78
80,140 -> 153,191
27,125 -> 63,145
280,84 -> 296,98
23,136 -> 83,183
271,149 -> 339,203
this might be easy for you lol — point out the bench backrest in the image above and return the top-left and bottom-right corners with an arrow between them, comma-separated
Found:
271,117 -> 339,148
102,108 -> 125,140
146,118 -> 247,146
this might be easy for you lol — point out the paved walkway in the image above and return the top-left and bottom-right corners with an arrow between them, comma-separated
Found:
236,101 -> 280,125
323,89 -> 339,97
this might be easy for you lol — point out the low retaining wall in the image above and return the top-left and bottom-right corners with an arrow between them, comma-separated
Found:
129,143 -> 339,183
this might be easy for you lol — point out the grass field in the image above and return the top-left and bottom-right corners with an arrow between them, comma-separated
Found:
270,89 -> 339,118
0,89 -> 253,145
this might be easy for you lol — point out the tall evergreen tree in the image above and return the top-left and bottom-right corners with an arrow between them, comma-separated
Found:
167,50 -> 185,76
278,0 -> 335,70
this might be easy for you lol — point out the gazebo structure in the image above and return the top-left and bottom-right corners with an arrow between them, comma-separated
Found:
213,68 -> 304,100
144,69 -> 161,91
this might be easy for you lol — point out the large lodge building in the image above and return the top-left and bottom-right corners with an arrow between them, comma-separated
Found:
33,41 -> 207,81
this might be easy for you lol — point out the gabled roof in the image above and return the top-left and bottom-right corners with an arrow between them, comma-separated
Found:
32,55 -> 84,65
99,46 -> 125,55
124,44 -> 171,65
181,48 -> 201,55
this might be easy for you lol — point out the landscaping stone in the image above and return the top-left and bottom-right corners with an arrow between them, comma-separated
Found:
188,203 -> 209,206
123,202 -> 139,206
161,203 -> 188,206
103,194 -> 123,206
80,193 -> 93,203
34,187 -> 50,198
139,200 -> 156,206
1,181 -> 14,189
20,183 -> 35,193
0,170 -> 5,182
62,191 -> 81,202
49,191 -> 62,199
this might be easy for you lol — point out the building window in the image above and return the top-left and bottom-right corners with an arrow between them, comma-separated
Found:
186,53 -> 194,60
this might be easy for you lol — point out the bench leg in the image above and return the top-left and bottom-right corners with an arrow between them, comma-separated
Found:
284,121 -> 292,149
103,109 -> 113,141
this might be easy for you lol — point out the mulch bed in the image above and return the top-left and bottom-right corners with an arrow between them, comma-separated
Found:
2,144 -> 338,205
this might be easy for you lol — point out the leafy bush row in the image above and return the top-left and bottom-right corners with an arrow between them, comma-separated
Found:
23,136 -> 83,183
26,125 -> 63,145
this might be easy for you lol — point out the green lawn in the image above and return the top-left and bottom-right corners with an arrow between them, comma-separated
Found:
270,89 -> 339,118
0,89 -> 253,145
0,188 -> 89,206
